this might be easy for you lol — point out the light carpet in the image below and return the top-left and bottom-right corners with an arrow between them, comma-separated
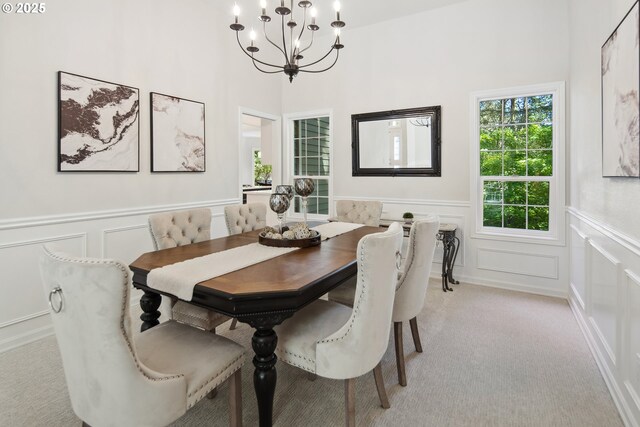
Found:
0,280 -> 623,426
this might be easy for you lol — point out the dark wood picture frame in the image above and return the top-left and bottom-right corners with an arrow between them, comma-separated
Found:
149,92 -> 207,173
351,106 -> 441,177
58,71 -> 140,172
601,0 -> 640,178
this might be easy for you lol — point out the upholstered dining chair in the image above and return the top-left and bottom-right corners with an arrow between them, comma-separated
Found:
390,216 -> 439,385
224,203 -> 267,235
39,248 -> 245,427
148,208 -> 231,332
328,216 -> 440,387
334,200 -> 383,226
274,223 -> 403,426
223,203 -> 267,330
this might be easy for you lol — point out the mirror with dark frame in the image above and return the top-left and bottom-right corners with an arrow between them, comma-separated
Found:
352,106 -> 441,177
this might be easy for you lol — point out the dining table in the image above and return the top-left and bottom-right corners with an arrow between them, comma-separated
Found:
129,224 -> 384,427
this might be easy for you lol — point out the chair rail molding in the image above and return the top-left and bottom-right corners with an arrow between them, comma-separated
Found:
0,198 -> 240,231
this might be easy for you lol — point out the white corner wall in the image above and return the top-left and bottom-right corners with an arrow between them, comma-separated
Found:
568,0 -> 640,425
282,0 -> 571,298
0,0 -> 282,352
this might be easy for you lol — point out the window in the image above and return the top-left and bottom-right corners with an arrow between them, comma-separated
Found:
472,83 -> 564,241
291,116 -> 330,216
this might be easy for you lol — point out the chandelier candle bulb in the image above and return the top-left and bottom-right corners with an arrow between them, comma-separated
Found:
233,2 -> 240,18
310,7 -> 317,24
260,0 -> 267,16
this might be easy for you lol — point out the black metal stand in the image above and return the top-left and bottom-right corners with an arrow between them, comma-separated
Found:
139,291 -> 161,331
439,230 -> 460,292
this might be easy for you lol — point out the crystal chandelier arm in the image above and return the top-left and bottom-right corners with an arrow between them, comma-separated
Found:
263,21 -> 288,61
281,15 -> 290,66
299,49 -> 340,73
236,32 -> 282,69
298,44 -> 336,69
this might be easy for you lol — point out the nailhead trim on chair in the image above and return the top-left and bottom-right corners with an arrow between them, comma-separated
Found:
396,225 -> 418,291
43,248 -> 184,384
317,236 -> 369,345
187,353 -> 245,407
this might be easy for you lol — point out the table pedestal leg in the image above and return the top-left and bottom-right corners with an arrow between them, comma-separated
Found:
441,236 -> 453,292
239,312 -> 294,427
139,291 -> 161,332
253,327 -> 278,427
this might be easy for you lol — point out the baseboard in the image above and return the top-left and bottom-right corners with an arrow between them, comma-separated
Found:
569,292 -> 636,427
437,272 -> 567,299
0,323 -> 54,354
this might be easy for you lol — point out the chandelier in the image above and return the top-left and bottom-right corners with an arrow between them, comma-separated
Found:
230,0 -> 345,83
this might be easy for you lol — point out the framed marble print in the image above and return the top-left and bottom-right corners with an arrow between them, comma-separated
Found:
58,72 -> 140,172
601,0 -> 640,178
150,93 -> 205,172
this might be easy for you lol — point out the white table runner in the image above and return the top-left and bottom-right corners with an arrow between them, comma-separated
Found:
147,222 -> 365,301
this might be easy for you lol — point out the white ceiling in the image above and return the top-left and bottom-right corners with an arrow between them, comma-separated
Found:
219,0 -> 469,34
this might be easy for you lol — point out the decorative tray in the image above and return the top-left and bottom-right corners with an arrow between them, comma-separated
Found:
258,226 -> 321,248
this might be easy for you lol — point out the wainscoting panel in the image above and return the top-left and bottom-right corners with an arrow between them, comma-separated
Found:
570,224 -> 588,310
334,196 -> 568,298
588,241 -> 621,366
102,224 -> 153,260
0,233 -> 86,325
0,200 -> 240,354
568,207 -> 640,427
477,247 -> 559,279
625,270 -> 640,420
0,233 -> 87,352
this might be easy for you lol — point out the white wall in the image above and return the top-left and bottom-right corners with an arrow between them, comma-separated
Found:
0,0 -> 282,351
282,0 -> 571,297
568,0 -> 640,424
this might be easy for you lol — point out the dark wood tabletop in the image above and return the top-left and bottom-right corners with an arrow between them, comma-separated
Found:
130,226 -> 382,317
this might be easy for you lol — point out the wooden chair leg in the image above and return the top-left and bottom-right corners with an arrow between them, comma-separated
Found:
409,317 -> 423,353
230,319 -> 238,330
372,362 -> 390,409
345,378 -> 355,427
207,387 -> 218,399
82,422 -> 91,427
229,369 -> 242,427
394,321 -> 407,387
307,372 -> 317,381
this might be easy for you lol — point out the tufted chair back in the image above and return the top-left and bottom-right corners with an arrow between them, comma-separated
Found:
315,223 -> 403,379
393,216 -> 439,322
148,208 -> 211,250
39,248 -> 187,427
224,203 -> 267,235
335,200 -> 383,226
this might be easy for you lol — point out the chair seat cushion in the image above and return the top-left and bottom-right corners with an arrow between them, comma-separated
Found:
275,299 -> 352,373
136,321 -> 245,408
172,301 -> 230,331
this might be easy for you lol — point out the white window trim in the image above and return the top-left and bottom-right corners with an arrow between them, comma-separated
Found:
283,109 -> 333,220
469,82 -> 566,246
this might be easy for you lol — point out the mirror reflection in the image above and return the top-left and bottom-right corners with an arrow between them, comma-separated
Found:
352,106 -> 441,177
358,116 -> 432,169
